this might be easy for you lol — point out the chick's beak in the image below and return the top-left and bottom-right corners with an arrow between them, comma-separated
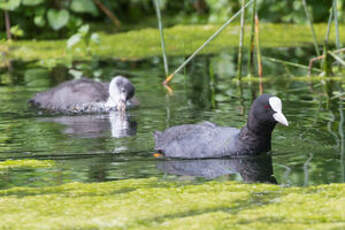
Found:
116,90 -> 127,112
116,100 -> 125,112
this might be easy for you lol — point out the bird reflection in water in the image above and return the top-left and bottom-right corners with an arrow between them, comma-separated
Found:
109,112 -> 137,138
38,112 -> 137,138
157,154 -> 277,184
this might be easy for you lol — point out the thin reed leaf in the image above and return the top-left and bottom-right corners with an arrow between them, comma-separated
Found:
329,51 -> 345,67
302,0 -> 320,57
248,0 -> 257,77
163,0 -> 254,85
153,0 -> 169,76
237,0 -> 246,80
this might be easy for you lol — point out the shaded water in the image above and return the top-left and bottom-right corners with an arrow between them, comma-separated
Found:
0,47 -> 344,189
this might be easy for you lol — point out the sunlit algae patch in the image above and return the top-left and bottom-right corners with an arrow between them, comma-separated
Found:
1,23 -> 344,68
0,177 -> 344,229
0,160 -> 54,170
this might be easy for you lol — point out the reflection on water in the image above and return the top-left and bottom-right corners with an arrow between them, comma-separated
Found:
109,113 -> 137,138
157,154 -> 277,184
0,46 -> 344,188
38,112 -> 137,138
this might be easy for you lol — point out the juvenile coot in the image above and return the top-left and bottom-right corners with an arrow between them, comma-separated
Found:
29,76 -> 137,114
154,94 -> 288,158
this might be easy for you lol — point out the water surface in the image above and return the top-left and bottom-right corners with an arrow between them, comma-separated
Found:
0,47 -> 344,188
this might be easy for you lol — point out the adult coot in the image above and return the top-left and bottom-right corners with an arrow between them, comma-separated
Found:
29,76 -> 137,113
154,94 -> 288,158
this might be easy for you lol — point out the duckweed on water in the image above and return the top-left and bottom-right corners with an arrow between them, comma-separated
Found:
1,24 -> 344,68
233,75 -> 345,83
0,177 -> 344,229
0,160 -> 54,170
291,76 -> 345,82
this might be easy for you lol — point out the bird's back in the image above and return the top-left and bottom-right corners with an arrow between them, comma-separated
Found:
29,78 -> 109,112
154,122 -> 240,158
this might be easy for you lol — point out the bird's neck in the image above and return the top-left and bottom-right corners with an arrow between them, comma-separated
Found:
105,98 -> 115,108
238,123 -> 274,153
105,93 -> 119,108
247,118 -> 276,136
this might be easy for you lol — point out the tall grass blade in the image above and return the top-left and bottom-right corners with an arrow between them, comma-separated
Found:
163,0 -> 254,85
93,0 -> 121,28
333,0 -> 341,49
328,51 -> 345,67
255,14 -> 263,94
153,0 -> 169,76
263,56 -> 321,72
4,11 -> 12,40
326,7 -> 333,42
302,0 -> 320,56
323,8 -> 334,76
237,0 -> 246,80
248,0 -> 257,77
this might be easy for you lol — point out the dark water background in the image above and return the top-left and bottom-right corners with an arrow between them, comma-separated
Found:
0,47 -> 344,188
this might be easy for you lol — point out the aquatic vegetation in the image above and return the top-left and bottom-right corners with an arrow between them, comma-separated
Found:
0,159 -> 55,171
1,24 -> 344,68
0,178 -> 344,229
291,76 -> 345,82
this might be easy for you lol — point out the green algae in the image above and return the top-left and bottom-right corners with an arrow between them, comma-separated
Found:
0,177 -> 344,230
291,76 -> 345,82
0,159 -> 55,171
230,75 -> 345,84
1,23 -> 345,68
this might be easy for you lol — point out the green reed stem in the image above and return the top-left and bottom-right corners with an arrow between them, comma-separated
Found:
163,0 -> 254,85
302,0 -> 320,57
326,7 -> 333,42
4,11 -> 11,40
329,51 -> 345,67
153,0 -> 169,76
237,0 -> 246,80
322,42 -> 333,76
323,8 -> 334,77
248,0 -> 256,77
255,14 -> 263,94
263,56 -> 321,72
333,0 -> 341,49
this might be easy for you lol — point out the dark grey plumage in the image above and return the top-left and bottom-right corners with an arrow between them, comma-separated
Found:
154,121 -> 242,158
154,94 -> 288,158
29,76 -> 137,114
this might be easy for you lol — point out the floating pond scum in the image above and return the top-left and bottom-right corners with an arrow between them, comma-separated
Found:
0,178 -> 345,229
0,159 -> 54,170
1,24 -> 345,68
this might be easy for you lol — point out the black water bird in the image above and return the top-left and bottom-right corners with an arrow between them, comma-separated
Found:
154,94 -> 288,158
29,76 -> 137,114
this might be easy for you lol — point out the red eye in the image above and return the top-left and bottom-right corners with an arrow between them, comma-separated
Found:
264,105 -> 270,109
